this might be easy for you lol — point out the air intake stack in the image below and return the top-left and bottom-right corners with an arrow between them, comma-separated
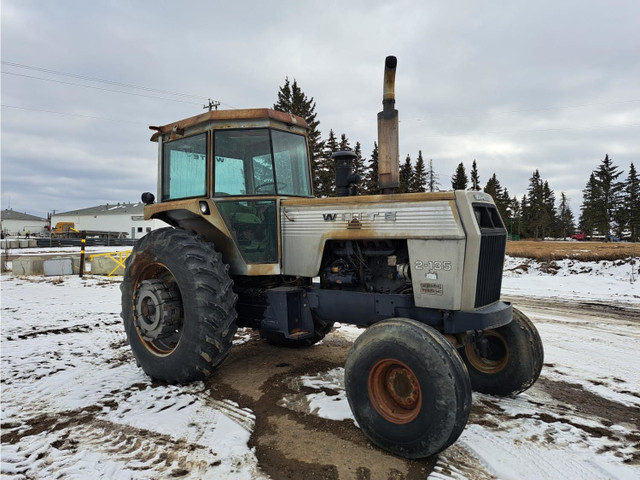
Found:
377,56 -> 400,194
333,150 -> 360,197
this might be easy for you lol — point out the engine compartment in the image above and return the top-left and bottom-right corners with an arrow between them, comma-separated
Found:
319,239 -> 412,294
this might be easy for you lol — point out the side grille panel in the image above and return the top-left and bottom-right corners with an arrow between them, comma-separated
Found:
475,232 -> 507,308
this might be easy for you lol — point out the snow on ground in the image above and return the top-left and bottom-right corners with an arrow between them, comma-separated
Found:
502,256 -> 639,304
1,276 -> 264,480
2,255 -> 639,479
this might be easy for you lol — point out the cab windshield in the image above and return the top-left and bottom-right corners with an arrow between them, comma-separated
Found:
214,129 -> 311,197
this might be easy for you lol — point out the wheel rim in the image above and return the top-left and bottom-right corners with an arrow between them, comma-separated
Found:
367,358 -> 422,424
132,263 -> 184,356
465,331 -> 509,374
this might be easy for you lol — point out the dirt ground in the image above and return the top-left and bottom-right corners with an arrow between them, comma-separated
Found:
506,240 -> 640,261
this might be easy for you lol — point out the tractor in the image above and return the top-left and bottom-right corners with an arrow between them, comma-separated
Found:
121,56 -> 543,459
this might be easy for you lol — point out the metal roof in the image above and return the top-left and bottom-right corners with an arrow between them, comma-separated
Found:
55,203 -> 145,216
1,209 -> 48,222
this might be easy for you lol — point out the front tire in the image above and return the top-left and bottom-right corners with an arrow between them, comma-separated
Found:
459,307 -> 543,396
121,228 -> 237,384
345,318 -> 471,459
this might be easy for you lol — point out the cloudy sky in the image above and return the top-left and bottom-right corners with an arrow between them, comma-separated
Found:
2,0 -> 639,218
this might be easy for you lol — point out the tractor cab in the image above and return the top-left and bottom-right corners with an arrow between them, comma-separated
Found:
144,109 -> 312,270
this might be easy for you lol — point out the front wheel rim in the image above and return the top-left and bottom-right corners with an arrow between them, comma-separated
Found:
465,331 -> 509,374
368,358 -> 422,424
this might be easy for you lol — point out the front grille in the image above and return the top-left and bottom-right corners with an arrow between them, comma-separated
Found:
473,204 -> 507,308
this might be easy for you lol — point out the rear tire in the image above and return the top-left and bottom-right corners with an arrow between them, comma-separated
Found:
121,227 -> 237,383
344,318 -> 471,459
459,307 -> 543,396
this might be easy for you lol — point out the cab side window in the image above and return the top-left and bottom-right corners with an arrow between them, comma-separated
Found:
162,133 -> 207,201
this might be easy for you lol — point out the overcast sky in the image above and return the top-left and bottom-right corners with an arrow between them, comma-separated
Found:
2,0 -> 639,218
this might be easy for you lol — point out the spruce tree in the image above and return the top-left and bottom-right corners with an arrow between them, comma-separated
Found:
427,159 -> 440,192
622,162 -> 640,241
339,133 -> 351,151
274,77 -> 323,191
557,192 -> 575,240
399,154 -> 414,193
315,129 -> 339,197
579,173 -> 601,236
500,189 -> 512,226
508,196 -> 522,238
352,142 -> 365,176
451,162 -> 468,190
520,194 -> 530,237
594,154 -> 624,239
484,173 -> 510,223
542,181 -> 558,238
411,151 -> 427,192
363,143 -> 380,195
483,174 -> 501,200
274,77 -> 292,111
470,160 -> 481,191
351,142 -> 365,195
525,170 -> 546,239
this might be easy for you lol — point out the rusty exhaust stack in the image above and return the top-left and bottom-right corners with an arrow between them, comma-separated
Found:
377,56 -> 399,194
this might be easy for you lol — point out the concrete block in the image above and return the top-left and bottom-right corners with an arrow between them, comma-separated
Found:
12,257 -> 44,275
28,239 -> 38,248
8,240 -> 19,249
44,258 -> 73,276
91,255 -> 125,275
0,240 -> 6,249
72,256 -> 83,274
19,240 -> 30,248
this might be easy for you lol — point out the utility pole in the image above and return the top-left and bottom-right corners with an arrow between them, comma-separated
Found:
203,99 -> 220,112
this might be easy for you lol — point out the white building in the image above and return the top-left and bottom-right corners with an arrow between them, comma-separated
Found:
51,203 -> 167,240
1,209 -> 48,236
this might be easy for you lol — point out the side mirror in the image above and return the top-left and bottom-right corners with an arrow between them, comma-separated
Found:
141,192 -> 155,205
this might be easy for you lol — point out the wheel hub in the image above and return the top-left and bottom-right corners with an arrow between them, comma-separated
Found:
368,358 -> 422,424
465,331 -> 509,374
134,279 -> 182,342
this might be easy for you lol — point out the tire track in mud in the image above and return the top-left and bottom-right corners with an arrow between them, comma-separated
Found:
2,410 -> 217,478
1,314 -> 141,441
467,379 -> 640,466
2,380 -> 258,479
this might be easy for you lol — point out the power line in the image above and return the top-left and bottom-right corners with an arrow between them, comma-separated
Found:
1,71 -> 206,105
1,61 -> 236,109
2,60 -> 206,100
1,103 -> 148,125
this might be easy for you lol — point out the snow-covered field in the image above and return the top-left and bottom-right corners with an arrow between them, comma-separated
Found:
1,256 -> 639,479
503,256 -> 639,305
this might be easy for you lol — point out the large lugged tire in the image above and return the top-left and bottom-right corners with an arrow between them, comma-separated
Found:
344,318 -> 471,459
121,227 -> 237,384
459,307 -> 543,396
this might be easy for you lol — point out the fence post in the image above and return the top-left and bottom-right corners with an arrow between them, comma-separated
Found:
79,231 -> 86,277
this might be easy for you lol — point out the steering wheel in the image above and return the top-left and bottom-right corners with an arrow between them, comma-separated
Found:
255,181 -> 287,193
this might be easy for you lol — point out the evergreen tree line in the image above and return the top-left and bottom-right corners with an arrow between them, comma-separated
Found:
274,78 -> 640,242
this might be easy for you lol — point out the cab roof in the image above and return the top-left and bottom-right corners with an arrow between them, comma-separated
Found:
149,108 -> 308,142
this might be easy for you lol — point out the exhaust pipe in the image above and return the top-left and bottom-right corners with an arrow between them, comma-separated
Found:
377,56 -> 400,194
